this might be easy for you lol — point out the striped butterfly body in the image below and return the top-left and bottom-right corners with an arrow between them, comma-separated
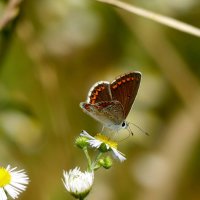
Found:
80,72 -> 141,131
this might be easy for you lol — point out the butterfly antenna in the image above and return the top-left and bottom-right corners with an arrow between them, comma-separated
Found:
127,124 -> 134,136
129,122 -> 149,136
118,124 -> 137,142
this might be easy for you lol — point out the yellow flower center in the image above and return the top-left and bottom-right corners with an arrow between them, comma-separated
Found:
95,133 -> 118,149
0,167 -> 11,187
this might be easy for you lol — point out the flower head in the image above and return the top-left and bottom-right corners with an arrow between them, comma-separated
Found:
62,167 -> 94,199
81,130 -> 126,162
0,165 -> 29,200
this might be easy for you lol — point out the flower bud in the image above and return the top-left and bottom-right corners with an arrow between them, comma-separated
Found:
75,136 -> 88,149
99,156 -> 112,169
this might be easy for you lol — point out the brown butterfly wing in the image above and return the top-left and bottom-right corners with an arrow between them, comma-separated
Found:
80,100 -> 124,126
110,72 -> 141,118
87,81 -> 112,104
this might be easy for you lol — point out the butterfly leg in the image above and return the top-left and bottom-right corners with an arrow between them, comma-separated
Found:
101,126 -> 105,133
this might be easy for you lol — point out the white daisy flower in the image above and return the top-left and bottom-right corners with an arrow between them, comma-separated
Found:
62,167 -> 94,199
81,130 -> 126,162
0,165 -> 29,200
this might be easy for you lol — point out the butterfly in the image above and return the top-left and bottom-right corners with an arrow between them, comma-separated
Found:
80,71 -> 141,132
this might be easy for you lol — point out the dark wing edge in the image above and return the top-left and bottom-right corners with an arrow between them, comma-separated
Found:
86,81 -> 112,104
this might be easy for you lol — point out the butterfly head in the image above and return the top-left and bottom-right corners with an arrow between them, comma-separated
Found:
120,121 -> 134,136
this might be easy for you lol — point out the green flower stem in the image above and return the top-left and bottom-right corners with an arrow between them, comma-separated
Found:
92,151 -> 103,169
83,148 -> 92,171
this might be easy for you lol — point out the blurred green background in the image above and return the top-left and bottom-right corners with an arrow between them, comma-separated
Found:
0,0 -> 200,199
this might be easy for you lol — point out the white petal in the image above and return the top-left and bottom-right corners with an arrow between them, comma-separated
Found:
5,185 -> 20,199
0,188 -> 7,200
111,148 -> 126,162
87,139 -> 102,148
80,130 -> 95,140
81,131 -> 103,149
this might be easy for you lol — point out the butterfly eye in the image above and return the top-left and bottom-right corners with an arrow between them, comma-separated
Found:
121,121 -> 127,128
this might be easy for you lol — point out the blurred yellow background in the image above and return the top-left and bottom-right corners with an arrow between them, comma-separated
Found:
0,0 -> 200,199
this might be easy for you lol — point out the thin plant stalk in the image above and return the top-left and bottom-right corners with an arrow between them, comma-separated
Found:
97,0 -> 200,37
